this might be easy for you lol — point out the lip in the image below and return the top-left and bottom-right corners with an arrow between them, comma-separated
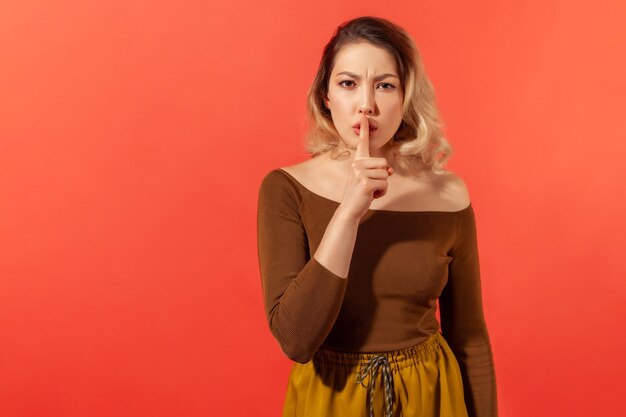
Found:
353,126 -> 377,136
352,119 -> 378,129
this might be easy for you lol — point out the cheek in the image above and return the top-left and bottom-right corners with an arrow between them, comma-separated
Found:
329,102 -> 352,128
329,94 -> 351,114
387,100 -> 404,125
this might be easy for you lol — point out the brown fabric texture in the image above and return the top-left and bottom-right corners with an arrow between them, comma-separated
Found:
257,168 -> 498,417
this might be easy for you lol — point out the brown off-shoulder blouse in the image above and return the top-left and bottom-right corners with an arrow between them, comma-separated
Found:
256,168 -> 498,417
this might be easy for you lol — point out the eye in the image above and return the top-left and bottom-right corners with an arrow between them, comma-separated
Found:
378,82 -> 396,89
339,80 -> 356,88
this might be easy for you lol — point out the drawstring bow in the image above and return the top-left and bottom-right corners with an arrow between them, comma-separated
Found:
356,355 -> 395,417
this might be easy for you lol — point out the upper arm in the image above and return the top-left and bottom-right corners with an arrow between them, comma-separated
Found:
438,177 -> 486,343
256,169 -> 348,362
256,170 -> 309,317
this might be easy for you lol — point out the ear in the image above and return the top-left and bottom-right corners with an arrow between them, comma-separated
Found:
324,96 -> 330,109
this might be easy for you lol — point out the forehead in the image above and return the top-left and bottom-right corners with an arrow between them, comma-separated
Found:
331,42 -> 397,75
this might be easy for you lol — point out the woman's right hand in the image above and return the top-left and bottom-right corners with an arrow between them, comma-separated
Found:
339,114 -> 394,220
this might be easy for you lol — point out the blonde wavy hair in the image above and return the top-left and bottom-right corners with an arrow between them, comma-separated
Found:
305,16 -> 453,175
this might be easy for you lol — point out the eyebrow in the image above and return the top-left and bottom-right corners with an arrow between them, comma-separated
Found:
334,71 -> 399,81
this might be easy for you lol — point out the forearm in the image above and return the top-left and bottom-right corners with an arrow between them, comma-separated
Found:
263,204 -> 357,362
313,204 -> 361,279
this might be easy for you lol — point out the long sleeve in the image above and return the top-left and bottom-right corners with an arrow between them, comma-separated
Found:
256,170 -> 348,363
439,206 -> 498,417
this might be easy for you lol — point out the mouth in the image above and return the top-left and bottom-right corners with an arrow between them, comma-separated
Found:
352,119 -> 378,136
353,126 -> 377,136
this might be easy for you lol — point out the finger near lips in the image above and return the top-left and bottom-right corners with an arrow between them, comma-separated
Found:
360,114 -> 369,142
353,116 -> 391,199
354,115 -> 370,160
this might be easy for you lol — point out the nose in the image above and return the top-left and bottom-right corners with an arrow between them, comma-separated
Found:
359,87 -> 375,115
359,106 -> 373,115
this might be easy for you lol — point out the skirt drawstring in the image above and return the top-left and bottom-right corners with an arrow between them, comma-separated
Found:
356,355 -> 395,417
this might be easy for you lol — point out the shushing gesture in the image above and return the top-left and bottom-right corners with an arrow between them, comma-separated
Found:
340,114 -> 394,220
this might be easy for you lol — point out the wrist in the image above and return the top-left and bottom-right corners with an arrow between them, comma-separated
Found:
335,203 -> 364,224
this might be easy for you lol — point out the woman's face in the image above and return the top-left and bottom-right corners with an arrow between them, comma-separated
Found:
325,42 -> 404,154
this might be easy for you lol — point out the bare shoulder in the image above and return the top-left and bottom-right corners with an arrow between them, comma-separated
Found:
434,170 -> 471,211
279,154 -> 344,200
278,157 -> 322,190
279,159 -> 310,175
278,158 -> 317,183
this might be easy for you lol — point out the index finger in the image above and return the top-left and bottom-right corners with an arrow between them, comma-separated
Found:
354,114 -> 370,160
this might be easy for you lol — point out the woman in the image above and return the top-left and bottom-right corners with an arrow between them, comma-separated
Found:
257,16 -> 498,417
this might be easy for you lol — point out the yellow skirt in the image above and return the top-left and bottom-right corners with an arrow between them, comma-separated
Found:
282,332 -> 468,417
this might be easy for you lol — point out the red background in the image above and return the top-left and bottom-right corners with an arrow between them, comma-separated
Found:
1,1 -> 625,416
